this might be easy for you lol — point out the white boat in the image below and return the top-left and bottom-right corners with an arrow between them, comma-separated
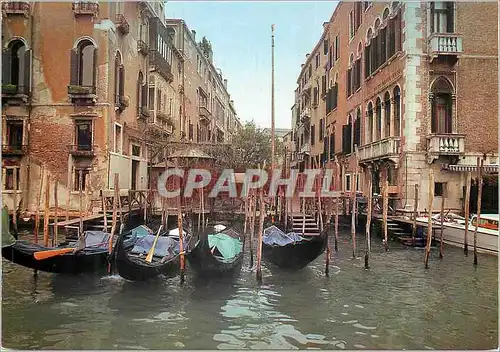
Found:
417,213 -> 499,255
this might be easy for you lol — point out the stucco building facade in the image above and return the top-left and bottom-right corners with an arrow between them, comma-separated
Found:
291,1 -> 498,213
2,1 -> 240,215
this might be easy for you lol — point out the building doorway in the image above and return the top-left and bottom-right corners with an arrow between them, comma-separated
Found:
131,160 -> 139,190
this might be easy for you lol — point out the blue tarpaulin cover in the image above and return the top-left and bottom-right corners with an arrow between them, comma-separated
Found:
263,226 -> 305,246
83,231 -> 110,248
130,235 -> 186,259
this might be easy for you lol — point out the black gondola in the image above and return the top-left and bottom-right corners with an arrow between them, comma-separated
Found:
2,231 -> 114,274
186,225 -> 244,278
262,224 -> 328,271
113,225 -> 194,281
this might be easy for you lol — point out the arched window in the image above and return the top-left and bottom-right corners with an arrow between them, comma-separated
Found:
355,108 -> 361,147
137,71 -> 144,114
367,102 -> 374,144
383,8 -> 390,21
70,39 -> 97,87
2,39 -> 30,94
114,52 -> 125,106
393,86 -> 401,137
376,97 -> 382,141
384,91 -> 391,138
431,78 -> 453,134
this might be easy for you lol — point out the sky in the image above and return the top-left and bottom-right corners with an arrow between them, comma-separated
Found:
166,1 -> 338,130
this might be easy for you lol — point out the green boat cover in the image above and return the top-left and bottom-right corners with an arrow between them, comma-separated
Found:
208,233 -> 242,262
2,206 -> 16,248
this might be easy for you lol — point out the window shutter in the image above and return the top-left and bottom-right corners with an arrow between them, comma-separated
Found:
394,14 -> 402,51
92,48 -> 98,89
381,28 -> 387,63
431,97 -> 436,133
70,49 -> 79,85
119,65 -> 125,97
446,2 -> 454,33
2,49 -> 12,85
23,49 -> 32,95
364,46 -> 369,78
329,134 -> 335,158
141,83 -> 148,109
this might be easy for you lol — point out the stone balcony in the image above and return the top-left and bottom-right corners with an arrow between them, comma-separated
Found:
2,2 -> 30,17
427,133 -> 465,162
2,144 -> 28,156
300,107 -> 311,123
199,106 -> 212,123
72,1 -> 99,17
429,33 -> 463,59
299,142 -> 311,154
358,136 -> 401,163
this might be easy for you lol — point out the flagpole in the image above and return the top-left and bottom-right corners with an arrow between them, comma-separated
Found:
271,24 -> 276,212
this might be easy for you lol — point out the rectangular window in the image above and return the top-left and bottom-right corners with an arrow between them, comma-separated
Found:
319,119 -> 324,139
329,133 -> 335,159
148,87 -> 155,110
345,174 -> 351,192
355,2 -> 362,30
6,121 -> 23,148
349,11 -> 355,39
315,53 -> 320,68
311,125 -> 316,145
73,169 -> 90,191
431,2 -> 454,34
114,123 -> 123,154
321,75 -> 326,96
156,89 -> 162,112
335,35 -> 340,61
75,120 -> 92,151
3,167 -> 20,191
132,145 -> 141,157
434,182 -> 445,196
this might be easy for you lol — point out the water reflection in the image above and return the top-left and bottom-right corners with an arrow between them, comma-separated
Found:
2,231 -> 498,350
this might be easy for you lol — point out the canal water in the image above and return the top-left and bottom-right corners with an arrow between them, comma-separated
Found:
2,229 -> 498,350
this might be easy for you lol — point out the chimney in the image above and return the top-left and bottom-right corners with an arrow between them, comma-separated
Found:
224,79 -> 227,89
191,30 -> 196,40
323,21 -> 329,29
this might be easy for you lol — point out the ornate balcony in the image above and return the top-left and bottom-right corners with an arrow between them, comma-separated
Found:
137,40 -> 149,56
150,50 -> 174,82
2,2 -> 30,17
427,133 -> 465,163
429,33 -> 463,61
358,136 -> 401,163
69,144 -> 96,157
68,85 -> 97,104
115,95 -> 129,111
199,106 -> 212,123
300,142 -> 311,154
300,107 -> 311,123
72,2 -> 99,17
2,84 -> 28,104
2,144 -> 27,156
115,14 -> 130,35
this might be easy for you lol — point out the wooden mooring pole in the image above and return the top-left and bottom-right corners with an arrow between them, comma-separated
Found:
256,172 -> 265,284
43,174 -> 50,247
424,168 -> 434,269
78,170 -> 83,236
463,172 -> 471,256
34,165 -> 45,243
351,154 -> 358,259
411,184 -> 419,246
12,168 -> 17,234
365,170 -> 372,269
108,174 -> 119,273
249,189 -> 256,268
473,157 -> 483,266
176,158 -> 185,284
439,187 -> 445,259
54,180 -> 59,247
382,179 -> 389,251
